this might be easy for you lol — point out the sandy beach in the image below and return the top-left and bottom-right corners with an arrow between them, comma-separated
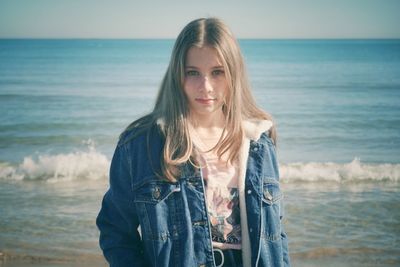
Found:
2,250 -> 397,267
0,251 -> 107,267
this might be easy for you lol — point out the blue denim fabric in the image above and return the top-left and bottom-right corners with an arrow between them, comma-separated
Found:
96,124 -> 290,267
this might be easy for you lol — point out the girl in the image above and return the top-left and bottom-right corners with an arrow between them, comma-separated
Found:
97,18 -> 290,267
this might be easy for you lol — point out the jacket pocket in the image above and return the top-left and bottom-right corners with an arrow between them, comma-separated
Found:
133,179 -> 181,242
261,177 -> 282,241
134,180 -> 181,204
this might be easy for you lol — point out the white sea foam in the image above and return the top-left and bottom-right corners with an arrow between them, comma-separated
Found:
0,144 -> 110,183
280,158 -> 400,183
0,156 -> 399,183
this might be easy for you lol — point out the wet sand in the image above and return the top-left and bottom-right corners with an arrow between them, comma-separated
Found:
0,252 -> 107,267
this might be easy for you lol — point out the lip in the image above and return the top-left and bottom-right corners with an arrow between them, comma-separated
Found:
195,98 -> 216,105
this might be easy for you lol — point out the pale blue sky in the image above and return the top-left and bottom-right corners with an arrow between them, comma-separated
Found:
0,0 -> 399,38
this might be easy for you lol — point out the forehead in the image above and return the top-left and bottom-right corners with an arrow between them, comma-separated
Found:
185,46 -> 223,67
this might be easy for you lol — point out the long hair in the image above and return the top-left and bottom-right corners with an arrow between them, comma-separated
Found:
126,18 -> 276,182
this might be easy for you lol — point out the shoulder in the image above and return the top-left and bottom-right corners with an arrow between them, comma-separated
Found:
118,117 -> 164,148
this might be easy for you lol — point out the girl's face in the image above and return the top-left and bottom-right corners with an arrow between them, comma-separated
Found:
183,46 -> 228,121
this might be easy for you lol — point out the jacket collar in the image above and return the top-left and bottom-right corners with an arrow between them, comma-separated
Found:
242,119 -> 273,141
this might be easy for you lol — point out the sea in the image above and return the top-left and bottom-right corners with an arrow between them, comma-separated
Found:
0,39 -> 399,266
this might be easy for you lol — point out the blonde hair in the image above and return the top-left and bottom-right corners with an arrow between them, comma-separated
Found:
126,18 -> 276,182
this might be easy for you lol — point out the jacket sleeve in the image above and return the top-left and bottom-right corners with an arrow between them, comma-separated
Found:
269,133 -> 291,266
280,198 -> 291,266
96,142 -> 148,267
274,142 -> 291,266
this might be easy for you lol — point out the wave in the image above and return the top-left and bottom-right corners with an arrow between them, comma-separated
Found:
0,140 -> 109,183
1,153 -> 399,183
280,158 -> 400,183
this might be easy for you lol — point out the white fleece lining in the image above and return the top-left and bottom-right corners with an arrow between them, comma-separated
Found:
243,120 -> 273,142
238,136 -> 251,267
239,120 -> 273,267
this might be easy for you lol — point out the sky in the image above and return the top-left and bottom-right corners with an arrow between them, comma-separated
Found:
0,0 -> 399,39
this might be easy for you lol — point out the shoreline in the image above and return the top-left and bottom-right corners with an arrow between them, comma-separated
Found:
1,250 -> 398,267
0,252 -> 107,267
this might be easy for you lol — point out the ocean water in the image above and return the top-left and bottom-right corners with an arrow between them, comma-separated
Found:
0,39 -> 399,266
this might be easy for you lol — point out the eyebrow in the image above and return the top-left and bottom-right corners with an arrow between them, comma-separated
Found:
185,65 -> 224,69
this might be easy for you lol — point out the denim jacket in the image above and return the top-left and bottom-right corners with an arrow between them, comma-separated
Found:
96,120 -> 290,267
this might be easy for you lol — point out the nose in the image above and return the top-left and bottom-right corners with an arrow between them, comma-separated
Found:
198,74 -> 213,93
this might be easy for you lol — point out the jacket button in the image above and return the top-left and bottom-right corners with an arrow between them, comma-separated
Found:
153,187 -> 161,199
247,190 -> 252,194
253,147 -> 259,152
264,190 -> 273,201
249,228 -> 253,233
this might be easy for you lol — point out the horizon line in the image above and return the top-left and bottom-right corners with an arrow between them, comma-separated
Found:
1,37 -> 400,41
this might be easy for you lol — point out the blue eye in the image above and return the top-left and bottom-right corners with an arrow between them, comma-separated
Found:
186,70 -> 199,76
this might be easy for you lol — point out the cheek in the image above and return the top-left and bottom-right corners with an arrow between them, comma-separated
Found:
183,79 -> 199,94
216,80 -> 229,96
183,82 -> 194,100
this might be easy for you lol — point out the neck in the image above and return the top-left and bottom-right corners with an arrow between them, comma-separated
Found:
189,110 -> 225,129
188,110 -> 226,152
